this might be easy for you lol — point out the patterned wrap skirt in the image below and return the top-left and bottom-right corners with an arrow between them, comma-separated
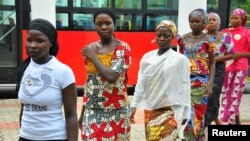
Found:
220,70 -> 248,124
184,74 -> 208,141
144,107 -> 181,141
81,105 -> 131,141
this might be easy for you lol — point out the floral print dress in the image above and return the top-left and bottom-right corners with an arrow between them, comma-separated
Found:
81,43 -> 132,141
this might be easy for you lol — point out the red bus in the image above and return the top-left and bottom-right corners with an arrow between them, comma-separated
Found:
21,31 -> 177,88
1,0 -> 249,97
21,0 -> 180,95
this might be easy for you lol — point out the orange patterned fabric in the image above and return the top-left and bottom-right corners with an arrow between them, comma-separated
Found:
85,51 -> 113,73
83,43 -> 132,110
144,107 -> 179,141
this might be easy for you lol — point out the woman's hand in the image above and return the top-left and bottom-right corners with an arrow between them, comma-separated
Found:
78,119 -> 83,130
78,105 -> 85,130
81,45 -> 97,59
206,83 -> 212,98
130,107 -> 136,124
234,53 -> 238,59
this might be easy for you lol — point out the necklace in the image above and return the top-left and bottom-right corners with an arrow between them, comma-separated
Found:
190,33 -> 202,39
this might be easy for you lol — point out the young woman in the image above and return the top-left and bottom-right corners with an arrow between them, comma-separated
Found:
130,20 -> 191,141
17,19 -> 78,141
220,8 -> 250,125
204,12 -> 235,126
177,8 -> 216,141
79,9 -> 131,141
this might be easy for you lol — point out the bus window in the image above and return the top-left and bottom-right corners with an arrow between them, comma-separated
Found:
0,0 -> 15,6
56,13 -> 69,29
117,20 -> 131,30
147,0 -> 178,10
0,10 -> 17,67
115,14 -> 142,31
146,15 -> 178,31
115,0 -> 141,9
207,0 -> 219,10
73,0 -> 111,8
73,13 -> 94,30
56,0 -> 68,7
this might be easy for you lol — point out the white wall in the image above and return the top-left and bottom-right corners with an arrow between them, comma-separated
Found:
30,0 -> 56,27
178,0 -> 207,35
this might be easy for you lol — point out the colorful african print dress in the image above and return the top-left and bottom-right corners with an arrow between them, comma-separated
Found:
81,43 -> 132,141
178,35 -> 215,140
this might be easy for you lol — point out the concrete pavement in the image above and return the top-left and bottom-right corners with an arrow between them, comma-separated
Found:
0,95 -> 250,141
0,97 -> 146,141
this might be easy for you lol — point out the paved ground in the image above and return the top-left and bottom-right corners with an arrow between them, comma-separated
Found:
0,96 -> 146,141
0,95 -> 250,141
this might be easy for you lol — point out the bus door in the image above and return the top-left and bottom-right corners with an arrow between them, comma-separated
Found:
0,0 -> 19,96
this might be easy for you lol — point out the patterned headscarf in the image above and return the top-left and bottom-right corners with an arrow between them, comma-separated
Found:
232,8 -> 247,27
155,20 -> 177,37
151,20 -> 177,43
208,12 -> 221,30
189,8 -> 209,29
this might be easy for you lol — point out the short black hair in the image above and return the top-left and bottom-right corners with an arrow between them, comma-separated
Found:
93,9 -> 115,24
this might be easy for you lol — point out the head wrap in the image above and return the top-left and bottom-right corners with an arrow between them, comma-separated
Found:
28,18 -> 59,56
156,20 -> 177,37
93,9 -> 115,24
189,8 -> 209,28
208,12 -> 221,30
151,20 -> 177,43
232,8 -> 247,27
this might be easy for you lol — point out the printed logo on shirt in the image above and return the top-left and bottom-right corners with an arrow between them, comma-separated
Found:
24,104 -> 47,111
234,34 -> 241,40
22,73 -> 52,96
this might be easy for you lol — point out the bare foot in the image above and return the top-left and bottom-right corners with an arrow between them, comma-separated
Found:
235,115 -> 241,125
215,119 -> 227,125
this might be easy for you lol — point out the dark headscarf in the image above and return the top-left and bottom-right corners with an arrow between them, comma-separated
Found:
16,19 -> 59,92
93,9 -> 116,24
28,18 -> 59,56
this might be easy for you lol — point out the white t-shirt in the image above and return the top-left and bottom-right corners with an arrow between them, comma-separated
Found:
18,57 -> 75,140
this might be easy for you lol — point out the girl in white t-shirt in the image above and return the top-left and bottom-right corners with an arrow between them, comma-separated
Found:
17,19 -> 78,141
